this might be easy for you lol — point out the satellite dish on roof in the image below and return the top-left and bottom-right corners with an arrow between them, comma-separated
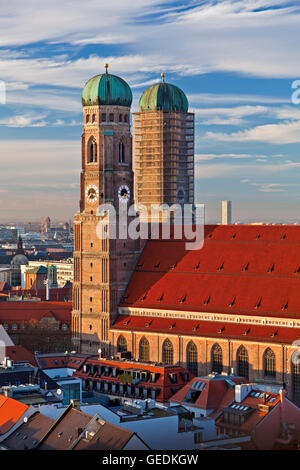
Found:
56,389 -> 62,395
23,417 -> 28,423
98,349 -> 102,354
70,351 -> 76,354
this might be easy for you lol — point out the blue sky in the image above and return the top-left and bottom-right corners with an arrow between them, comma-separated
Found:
1,0 -> 300,223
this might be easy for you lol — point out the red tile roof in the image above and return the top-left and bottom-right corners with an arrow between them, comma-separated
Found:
5,345 -> 37,366
74,358 -> 193,402
0,395 -> 28,435
112,314 -> 300,344
0,301 -> 71,326
120,225 -> 300,319
37,354 -> 87,370
170,375 -> 246,411
215,389 -> 281,434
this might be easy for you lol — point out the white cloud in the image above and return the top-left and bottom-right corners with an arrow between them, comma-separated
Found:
194,105 -> 267,125
0,113 -> 48,127
205,120 -> 300,144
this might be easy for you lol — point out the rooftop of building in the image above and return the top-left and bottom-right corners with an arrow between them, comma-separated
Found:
0,394 -> 28,435
117,225 -> 300,339
170,374 -> 247,411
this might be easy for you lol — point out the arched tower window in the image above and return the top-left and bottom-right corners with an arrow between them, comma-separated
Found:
139,337 -> 150,362
88,138 -> 97,163
187,341 -> 198,376
264,348 -> 276,377
92,114 -> 96,123
124,114 -> 128,123
211,343 -> 223,373
117,335 -> 127,353
119,142 -> 125,163
162,338 -> 173,365
237,345 -> 249,378
86,114 -> 90,123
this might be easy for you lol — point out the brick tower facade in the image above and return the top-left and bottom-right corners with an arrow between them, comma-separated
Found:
72,68 -> 140,355
132,75 -> 194,222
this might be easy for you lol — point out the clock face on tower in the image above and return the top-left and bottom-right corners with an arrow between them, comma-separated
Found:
85,184 -> 99,203
118,184 -> 130,203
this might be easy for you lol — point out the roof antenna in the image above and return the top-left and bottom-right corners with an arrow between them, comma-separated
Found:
161,72 -> 165,83
104,63 -> 109,74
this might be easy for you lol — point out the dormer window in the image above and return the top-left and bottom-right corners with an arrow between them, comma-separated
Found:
254,298 -> 262,309
140,293 -> 147,301
268,264 -> 275,273
228,297 -> 235,307
154,262 -> 160,268
242,263 -> 249,272
179,294 -> 186,304
243,328 -> 250,335
217,262 -> 224,271
194,262 -> 200,270
281,301 -> 288,311
256,234 -> 261,240
203,296 -> 210,305
157,293 -> 164,302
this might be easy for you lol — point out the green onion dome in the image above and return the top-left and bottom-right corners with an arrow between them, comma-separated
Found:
138,74 -> 188,112
81,64 -> 132,108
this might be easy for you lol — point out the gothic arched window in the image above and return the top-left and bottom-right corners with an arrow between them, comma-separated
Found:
139,337 -> 150,362
117,335 -> 127,353
162,338 -> 173,365
264,348 -> 276,377
211,343 -> 223,373
88,138 -> 97,163
237,345 -> 249,378
119,142 -> 125,163
187,341 -> 198,376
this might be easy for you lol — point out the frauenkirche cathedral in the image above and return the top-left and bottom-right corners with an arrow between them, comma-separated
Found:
72,66 -> 300,404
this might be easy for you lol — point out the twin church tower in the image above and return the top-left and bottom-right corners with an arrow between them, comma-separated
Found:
72,65 -> 195,354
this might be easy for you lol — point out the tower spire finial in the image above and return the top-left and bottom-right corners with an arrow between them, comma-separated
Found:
161,72 -> 165,83
104,63 -> 109,74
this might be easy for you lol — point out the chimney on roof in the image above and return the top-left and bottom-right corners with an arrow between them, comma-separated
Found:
70,399 -> 81,411
235,384 -> 253,403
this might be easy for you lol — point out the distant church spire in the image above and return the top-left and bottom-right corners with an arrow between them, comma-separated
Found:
16,235 -> 25,255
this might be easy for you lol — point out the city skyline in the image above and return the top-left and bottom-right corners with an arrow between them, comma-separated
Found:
1,1 -> 300,222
